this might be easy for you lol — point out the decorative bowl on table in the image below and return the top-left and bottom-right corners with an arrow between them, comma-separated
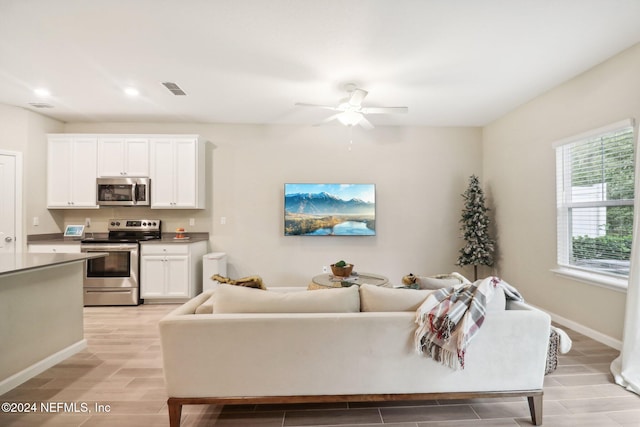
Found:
331,263 -> 353,278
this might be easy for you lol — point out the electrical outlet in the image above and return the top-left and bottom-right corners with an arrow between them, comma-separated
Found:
322,265 -> 328,273
189,218 -> 195,226
220,217 -> 226,225
85,217 -> 91,227
33,216 -> 39,226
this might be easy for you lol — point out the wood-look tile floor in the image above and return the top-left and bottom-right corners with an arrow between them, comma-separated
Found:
1,304 -> 640,426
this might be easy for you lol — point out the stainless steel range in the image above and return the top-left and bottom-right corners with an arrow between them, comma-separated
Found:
81,219 -> 161,306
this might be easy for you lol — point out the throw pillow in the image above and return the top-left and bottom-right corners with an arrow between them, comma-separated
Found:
416,273 -> 465,290
213,283 -> 360,313
359,284 -> 433,312
211,274 -> 266,290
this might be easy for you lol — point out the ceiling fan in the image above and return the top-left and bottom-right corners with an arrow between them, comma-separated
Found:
295,85 -> 408,129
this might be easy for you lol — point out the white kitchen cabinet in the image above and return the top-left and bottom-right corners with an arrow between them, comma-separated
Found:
149,136 -> 205,209
47,135 -> 99,208
27,243 -> 81,253
140,241 -> 207,301
97,136 -> 149,177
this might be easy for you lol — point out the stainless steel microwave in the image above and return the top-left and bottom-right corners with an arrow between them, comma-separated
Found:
96,177 -> 150,206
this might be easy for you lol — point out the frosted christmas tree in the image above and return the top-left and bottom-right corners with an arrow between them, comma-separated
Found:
456,175 -> 495,280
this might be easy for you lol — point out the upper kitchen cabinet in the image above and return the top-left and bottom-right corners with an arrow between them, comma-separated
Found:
97,136 -> 149,177
47,135 -> 99,208
149,135 -> 205,209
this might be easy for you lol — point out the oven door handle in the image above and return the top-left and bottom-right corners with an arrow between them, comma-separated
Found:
82,244 -> 138,251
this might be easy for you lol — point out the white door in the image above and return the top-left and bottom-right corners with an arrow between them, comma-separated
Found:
173,139 -> 197,208
140,256 -> 167,297
47,137 -> 73,207
150,138 -> 176,208
124,138 -> 149,176
0,153 -> 18,254
166,256 -> 190,297
98,137 -> 126,177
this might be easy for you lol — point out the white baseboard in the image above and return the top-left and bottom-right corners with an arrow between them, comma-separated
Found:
0,339 -> 87,395
536,306 -> 623,351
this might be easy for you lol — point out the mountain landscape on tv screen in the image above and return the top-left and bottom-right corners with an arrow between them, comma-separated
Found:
285,192 -> 374,215
284,191 -> 375,236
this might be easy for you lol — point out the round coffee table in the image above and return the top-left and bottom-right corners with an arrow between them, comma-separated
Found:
311,272 -> 389,287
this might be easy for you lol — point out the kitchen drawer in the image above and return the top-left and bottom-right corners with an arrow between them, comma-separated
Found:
141,244 -> 190,255
27,243 -> 81,253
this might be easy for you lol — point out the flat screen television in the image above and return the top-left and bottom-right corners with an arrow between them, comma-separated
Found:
284,183 -> 376,236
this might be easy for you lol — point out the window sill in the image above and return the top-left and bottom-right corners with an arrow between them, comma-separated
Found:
551,267 -> 628,293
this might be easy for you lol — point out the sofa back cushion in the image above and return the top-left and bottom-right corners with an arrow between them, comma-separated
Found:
359,284 -> 433,312
359,283 -> 506,312
213,283 -> 360,313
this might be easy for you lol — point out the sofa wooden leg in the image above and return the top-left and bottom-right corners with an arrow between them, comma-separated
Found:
527,394 -> 543,426
168,398 -> 183,427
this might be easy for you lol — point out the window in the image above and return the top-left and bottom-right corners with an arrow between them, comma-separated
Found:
554,119 -> 636,283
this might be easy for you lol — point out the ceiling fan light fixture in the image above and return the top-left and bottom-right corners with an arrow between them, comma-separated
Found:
337,111 -> 363,126
124,87 -> 140,97
295,85 -> 407,129
33,88 -> 51,97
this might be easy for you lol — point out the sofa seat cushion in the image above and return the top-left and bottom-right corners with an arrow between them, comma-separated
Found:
213,283 -> 360,313
360,284 -> 434,312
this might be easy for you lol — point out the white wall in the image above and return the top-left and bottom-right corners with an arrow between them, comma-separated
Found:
63,122 -> 482,286
483,43 -> 640,340
0,104 -> 64,244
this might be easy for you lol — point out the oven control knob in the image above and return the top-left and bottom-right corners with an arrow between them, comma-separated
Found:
152,222 -> 157,226
110,221 -> 116,226
115,221 -> 120,226
142,222 -> 147,226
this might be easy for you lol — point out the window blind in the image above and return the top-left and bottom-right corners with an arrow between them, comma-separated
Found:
555,121 -> 635,278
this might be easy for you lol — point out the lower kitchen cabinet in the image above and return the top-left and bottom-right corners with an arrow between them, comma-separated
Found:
140,241 -> 207,301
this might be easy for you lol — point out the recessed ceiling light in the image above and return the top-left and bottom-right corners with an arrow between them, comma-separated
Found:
34,88 -> 50,97
124,87 -> 139,97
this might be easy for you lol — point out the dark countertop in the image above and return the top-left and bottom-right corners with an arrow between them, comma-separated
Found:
0,252 -> 107,277
27,233 -> 83,245
140,233 -> 209,244
27,232 -> 209,245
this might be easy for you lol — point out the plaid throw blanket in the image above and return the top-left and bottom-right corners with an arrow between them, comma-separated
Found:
414,276 -> 523,370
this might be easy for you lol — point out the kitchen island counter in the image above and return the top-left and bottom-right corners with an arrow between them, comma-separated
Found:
0,252 -> 106,395
0,252 -> 106,277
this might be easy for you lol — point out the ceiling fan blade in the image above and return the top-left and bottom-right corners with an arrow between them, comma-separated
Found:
348,88 -> 368,107
294,102 -> 340,111
360,106 -> 408,114
358,116 -> 374,130
312,113 -> 340,127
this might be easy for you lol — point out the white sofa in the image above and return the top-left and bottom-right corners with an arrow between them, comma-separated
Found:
159,284 -> 551,427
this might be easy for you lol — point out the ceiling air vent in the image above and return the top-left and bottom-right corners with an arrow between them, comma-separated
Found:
28,102 -> 54,108
162,82 -> 187,96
